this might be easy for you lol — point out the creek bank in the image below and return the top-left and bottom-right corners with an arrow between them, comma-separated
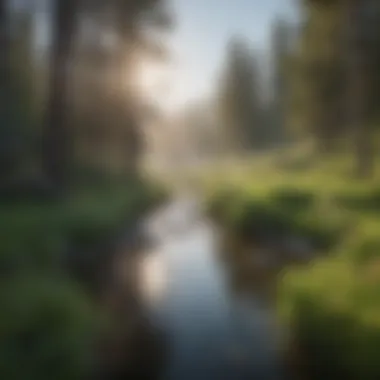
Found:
83,211 -> 168,380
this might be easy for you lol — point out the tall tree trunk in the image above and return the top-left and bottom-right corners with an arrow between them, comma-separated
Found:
42,0 -> 76,189
346,0 -> 373,178
0,0 -> 11,184
0,0 -> 9,111
0,0 -> 6,69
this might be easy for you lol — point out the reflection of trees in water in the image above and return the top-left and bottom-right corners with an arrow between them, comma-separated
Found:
95,310 -> 168,380
219,235 -> 279,304
93,247 -> 168,380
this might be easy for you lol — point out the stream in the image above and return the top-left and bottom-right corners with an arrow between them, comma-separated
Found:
132,197 -> 285,380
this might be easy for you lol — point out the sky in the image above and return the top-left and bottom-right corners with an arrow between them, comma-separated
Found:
140,0 -> 299,113
31,0 -> 298,113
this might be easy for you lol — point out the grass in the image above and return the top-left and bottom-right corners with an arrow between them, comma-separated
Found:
206,183 -> 349,251
202,151 -> 380,379
0,274 -> 102,380
0,181 -> 166,273
0,178 -> 167,379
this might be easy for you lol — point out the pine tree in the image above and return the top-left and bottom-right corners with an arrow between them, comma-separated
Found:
216,36 -> 261,155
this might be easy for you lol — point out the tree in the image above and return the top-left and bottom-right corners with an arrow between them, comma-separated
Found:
0,0 -> 11,181
0,0 -> 7,86
216,36 -> 261,155
291,0 -> 380,176
344,0 -> 380,177
109,0 -> 173,174
41,0 -> 173,186
0,0 -> 8,81
67,0 -> 173,179
42,0 -> 77,189
0,5 -> 38,183
289,0 -> 346,153
270,17 -> 293,144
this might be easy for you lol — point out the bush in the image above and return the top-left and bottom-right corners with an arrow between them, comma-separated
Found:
0,203 -> 66,274
202,155 -> 380,380
290,211 -> 346,251
346,237 -> 380,265
233,198 -> 291,242
335,186 -> 380,213
270,188 -> 316,214
0,276 -> 102,380
0,179 -> 164,378
207,187 -> 345,250
280,249 -> 380,379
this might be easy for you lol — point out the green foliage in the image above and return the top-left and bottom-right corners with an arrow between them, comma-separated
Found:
0,12 -> 38,180
0,275 -> 101,380
206,184 -> 345,250
0,2 -> 171,378
0,203 -> 66,273
269,187 -> 316,213
280,254 -> 380,380
0,179 -> 166,378
276,190 -> 380,377
231,198 -> 291,241
216,35 -> 261,153
348,238 -> 380,266
203,154 -> 380,378
287,1 -> 347,149
335,186 -> 380,213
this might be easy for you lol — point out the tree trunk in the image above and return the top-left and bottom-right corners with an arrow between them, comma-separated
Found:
42,0 -> 76,189
0,0 -> 9,113
351,51 -> 373,178
345,0 -> 373,178
0,0 -> 6,72
0,0 -> 11,184
355,117 -> 374,178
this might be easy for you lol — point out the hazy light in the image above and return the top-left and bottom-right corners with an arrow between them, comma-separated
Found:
139,252 -> 168,304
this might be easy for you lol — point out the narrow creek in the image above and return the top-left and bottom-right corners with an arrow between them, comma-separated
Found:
129,196 -> 285,380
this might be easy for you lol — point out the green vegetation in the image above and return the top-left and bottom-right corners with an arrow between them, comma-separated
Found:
201,0 -> 380,376
0,275 -> 101,380
0,180 -> 167,379
203,152 -> 380,379
0,1 -> 171,377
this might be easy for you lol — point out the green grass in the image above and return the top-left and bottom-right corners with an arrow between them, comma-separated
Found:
0,181 -> 166,271
206,183 -> 349,251
0,274 -> 103,380
202,152 -> 380,379
0,179 -> 167,379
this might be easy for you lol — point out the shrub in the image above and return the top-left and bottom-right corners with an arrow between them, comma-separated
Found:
0,276 -> 102,380
290,211 -> 346,251
335,186 -> 380,214
280,256 -> 380,380
233,198 -> 291,242
270,188 -> 316,214
0,203 -> 66,274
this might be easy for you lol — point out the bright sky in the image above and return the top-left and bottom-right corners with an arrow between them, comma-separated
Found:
33,0 -> 298,113
140,0 -> 298,113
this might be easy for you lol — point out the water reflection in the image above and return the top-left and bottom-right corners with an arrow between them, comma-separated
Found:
139,250 -> 168,305
136,199 -> 283,380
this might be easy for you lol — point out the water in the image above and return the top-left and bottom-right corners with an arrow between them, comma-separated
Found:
137,197 -> 284,380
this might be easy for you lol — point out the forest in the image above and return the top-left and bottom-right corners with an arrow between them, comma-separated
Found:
204,1 -> 380,379
2,0 -> 380,379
